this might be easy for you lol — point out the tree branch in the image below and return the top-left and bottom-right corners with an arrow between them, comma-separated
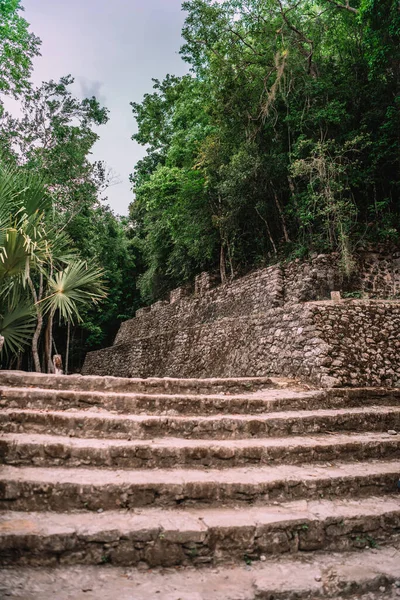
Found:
276,0 -> 316,76
194,40 -> 225,63
255,206 -> 278,255
225,28 -> 262,57
324,0 -> 359,15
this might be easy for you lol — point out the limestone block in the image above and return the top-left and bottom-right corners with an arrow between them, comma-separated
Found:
170,286 -> 191,304
135,307 -> 151,318
151,300 -> 169,312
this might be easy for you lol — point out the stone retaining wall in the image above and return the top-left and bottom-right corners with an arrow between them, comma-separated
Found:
83,249 -> 400,386
115,249 -> 400,345
283,249 -> 400,304
313,301 -> 400,387
83,300 -> 400,388
115,265 -> 283,344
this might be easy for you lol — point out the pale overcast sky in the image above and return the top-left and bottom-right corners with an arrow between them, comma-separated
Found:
21,0 -> 189,215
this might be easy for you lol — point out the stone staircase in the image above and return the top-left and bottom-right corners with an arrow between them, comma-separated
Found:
0,371 -> 399,599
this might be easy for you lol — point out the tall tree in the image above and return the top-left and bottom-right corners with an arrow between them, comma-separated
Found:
0,75 -> 109,213
129,0 -> 399,301
0,0 -> 41,114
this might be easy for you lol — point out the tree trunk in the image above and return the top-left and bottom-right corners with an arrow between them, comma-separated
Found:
31,313 -> 43,372
226,240 -> 235,280
28,273 -> 43,373
0,335 -> 4,353
255,207 -> 278,255
271,184 -> 290,242
65,321 -> 71,375
44,316 -> 51,372
46,310 -> 55,374
220,244 -> 227,284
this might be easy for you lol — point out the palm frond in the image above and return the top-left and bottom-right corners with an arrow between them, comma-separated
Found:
0,228 -> 32,278
0,165 -> 50,223
0,166 -> 52,283
0,275 -> 27,308
44,227 -> 79,266
43,260 -> 107,324
0,299 -> 36,356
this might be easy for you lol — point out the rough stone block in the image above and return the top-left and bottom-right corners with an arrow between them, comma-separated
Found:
170,285 -> 192,304
150,300 -> 169,312
135,307 -> 151,318
194,272 -> 220,295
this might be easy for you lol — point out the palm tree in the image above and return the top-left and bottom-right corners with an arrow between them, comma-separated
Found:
42,260 -> 106,373
0,166 -> 49,364
0,165 -> 106,371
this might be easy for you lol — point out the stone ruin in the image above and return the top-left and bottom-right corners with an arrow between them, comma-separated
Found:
83,248 -> 400,387
2,251 -> 400,598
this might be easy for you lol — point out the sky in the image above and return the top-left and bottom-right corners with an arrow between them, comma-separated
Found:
20,0 -> 189,215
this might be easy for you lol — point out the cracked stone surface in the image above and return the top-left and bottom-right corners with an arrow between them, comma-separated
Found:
1,544 -> 400,599
0,373 -> 399,599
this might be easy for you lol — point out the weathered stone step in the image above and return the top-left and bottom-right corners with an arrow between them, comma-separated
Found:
1,496 -> 399,567
1,432 -> 399,469
1,544 -> 400,600
1,461 -> 398,512
0,386 -> 326,415
2,386 -> 399,416
2,406 -> 399,440
0,371 -> 276,395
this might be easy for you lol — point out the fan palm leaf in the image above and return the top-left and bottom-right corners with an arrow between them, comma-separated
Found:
43,260 -> 106,324
0,297 -> 36,356
0,166 -> 53,361
0,165 -> 50,226
0,166 -> 51,282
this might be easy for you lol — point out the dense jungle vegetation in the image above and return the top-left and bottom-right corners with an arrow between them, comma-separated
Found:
0,0 -> 399,371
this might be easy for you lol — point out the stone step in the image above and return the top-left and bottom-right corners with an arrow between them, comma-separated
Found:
1,544 -> 400,600
1,432 -> 399,469
2,406 -> 399,440
1,495 -> 399,567
0,371 -> 277,395
2,386 -> 399,416
0,386 -> 326,415
1,461 -> 398,512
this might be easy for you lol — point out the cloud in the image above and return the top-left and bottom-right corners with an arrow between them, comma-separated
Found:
78,77 -> 107,104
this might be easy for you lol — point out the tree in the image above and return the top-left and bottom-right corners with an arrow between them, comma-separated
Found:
0,75 -> 109,214
42,260 -> 106,373
0,165 -> 106,371
0,74 -> 134,370
0,165 -> 50,364
129,0 -> 399,302
0,5 -> 136,371
0,0 -> 41,114
130,75 -> 217,301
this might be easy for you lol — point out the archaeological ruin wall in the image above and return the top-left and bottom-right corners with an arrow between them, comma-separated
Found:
83,248 -> 400,387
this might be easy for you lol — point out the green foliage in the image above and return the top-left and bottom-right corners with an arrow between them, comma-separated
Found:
0,165 -> 108,369
0,0 -> 41,110
0,0 -> 399,368
0,296 -> 35,355
129,0 -> 400,299
0,165 -> 51,283
130,75 -> 217,301
0,75 -> 109,213
0,3 -> 138,370
44,260 -> 106,324
63,205 -> 137,352
359,0 -> 400,78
